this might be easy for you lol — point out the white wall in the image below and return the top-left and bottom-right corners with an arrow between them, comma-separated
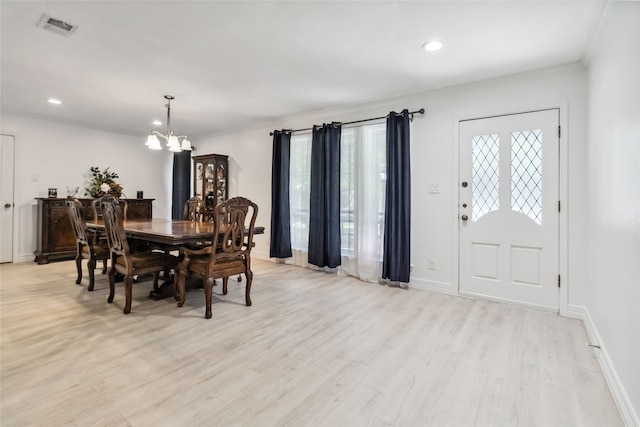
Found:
585,2 -> 640,424
195,63 -> 589,312
0,115 -> 174,262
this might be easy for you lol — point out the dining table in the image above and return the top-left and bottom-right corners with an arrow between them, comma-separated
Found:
86,218 -> 264,300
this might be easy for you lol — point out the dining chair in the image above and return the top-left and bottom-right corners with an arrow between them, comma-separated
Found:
92,196 -> 127,221
175,196 -> 258,319
65,197 -> 110,291
183,196 -> 203,221
99,195 -> 178,314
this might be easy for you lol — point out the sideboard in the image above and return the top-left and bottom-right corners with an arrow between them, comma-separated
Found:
34,197 -> 154,264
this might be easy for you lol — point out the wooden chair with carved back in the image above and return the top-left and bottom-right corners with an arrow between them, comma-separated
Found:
183,196 -> 203,222
175,196 -> 258,319
65,197 -> 110,291
92,196 -> 127,222
99,195 -> 178,314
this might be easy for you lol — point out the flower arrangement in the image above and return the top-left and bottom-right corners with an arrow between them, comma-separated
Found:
85,166 -> 123,197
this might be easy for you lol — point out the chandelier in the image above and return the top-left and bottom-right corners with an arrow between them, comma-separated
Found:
145,95 -> 192,152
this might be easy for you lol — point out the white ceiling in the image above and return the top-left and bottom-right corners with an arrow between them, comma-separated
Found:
1,1 -> 603,139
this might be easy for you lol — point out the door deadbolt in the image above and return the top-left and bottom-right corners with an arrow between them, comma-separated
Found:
461,215 -> 469,221
461,181 -> 468,188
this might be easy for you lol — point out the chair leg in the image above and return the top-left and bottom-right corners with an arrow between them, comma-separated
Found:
87,258 -> 96,291
245,269 -> 253,306
222,277 -> 228,295
75,245 -> 83,285
107,266 -> 116,303
123,276 -> 134,314
204,278 -> 214,319
176,270 -> 186,307
101,259 -> 108,274
152,272 -> 159,292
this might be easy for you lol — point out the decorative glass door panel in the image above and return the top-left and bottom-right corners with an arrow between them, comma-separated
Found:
511,129 -> 543,224
472,133 -> 500,221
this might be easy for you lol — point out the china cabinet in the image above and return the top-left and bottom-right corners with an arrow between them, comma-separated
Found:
192,154 -> 228,218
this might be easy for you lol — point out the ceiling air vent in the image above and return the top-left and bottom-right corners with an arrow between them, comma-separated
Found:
36,13 -> 78,38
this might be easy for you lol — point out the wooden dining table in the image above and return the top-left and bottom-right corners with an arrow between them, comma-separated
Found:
86,218 -> 264,300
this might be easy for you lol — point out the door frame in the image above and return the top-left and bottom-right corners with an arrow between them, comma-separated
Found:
452,104 -> 569,315
1,134 -> 16,263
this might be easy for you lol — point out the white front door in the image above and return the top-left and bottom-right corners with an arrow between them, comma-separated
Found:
1,134 -> 15,263
459,110 -> 559,311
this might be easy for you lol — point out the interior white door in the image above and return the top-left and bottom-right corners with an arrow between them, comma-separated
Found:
459,110 -> 559,311
1,134 -> 16,263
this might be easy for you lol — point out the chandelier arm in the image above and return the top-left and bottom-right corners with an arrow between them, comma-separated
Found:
151,130 -> 169,141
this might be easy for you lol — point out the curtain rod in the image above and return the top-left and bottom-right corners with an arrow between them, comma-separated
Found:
269,108 -> 425,136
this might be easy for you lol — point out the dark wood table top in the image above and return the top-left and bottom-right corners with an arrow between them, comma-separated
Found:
87,218 -> 263,247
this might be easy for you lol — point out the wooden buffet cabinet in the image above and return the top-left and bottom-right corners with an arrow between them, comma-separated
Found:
34,197 -> 154,264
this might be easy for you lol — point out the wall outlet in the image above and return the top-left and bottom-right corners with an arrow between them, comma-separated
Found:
428,183 -> 439,194
427,258 -> 436,270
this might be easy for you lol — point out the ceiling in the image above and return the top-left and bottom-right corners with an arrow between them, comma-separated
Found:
1,1 -> 603,139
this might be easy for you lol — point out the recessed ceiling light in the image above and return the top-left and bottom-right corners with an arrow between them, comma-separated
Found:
422,41 -> 442,52
48,98 -> 62,105
152,120 -> 162,126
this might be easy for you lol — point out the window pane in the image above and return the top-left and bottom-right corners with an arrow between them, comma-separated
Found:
511,129 -> 543,224
340,123 -> 386,256
340,128 -> 356,253
472,134 -> 500,221
289,133 -> 312,250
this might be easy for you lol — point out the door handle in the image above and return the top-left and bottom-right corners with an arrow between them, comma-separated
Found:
4,203 -> 11,208
461,214 -> 469,221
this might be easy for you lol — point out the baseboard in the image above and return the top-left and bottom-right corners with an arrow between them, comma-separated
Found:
566,304 -> 587,320
408,277 -> 457,295
16,253 -> 34,263
581,306 -> 639,426
251,250 -> 271,261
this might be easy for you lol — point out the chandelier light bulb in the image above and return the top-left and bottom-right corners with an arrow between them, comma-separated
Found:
146,134 -> 159,146
167,135 -> 180,148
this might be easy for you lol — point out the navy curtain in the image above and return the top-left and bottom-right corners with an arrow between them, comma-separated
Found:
270,130 -> 293,258
383,109 -> 411,282
171,150 -> 192,220
308,123 -> 342,268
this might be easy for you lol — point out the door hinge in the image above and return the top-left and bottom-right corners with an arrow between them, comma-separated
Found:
558,275 -> 561,288
558,200 -> 561,212
558,125 -> 561,138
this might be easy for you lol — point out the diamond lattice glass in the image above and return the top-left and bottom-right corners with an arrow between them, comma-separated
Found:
472,134 -> 500,221
511,130 -> 543,224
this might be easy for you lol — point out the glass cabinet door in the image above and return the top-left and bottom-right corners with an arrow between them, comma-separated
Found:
192,154 -> 228,214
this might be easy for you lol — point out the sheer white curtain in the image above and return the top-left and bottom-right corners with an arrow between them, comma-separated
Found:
289,133 -> 312,267
339,123 -> 386,282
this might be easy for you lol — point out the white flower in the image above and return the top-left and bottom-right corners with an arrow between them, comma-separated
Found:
100,183 -> 111,193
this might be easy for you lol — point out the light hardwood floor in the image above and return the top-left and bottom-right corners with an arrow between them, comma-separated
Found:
0,259 -> 622,426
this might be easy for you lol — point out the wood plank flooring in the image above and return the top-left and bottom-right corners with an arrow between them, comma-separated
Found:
0,259 -> 622,426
